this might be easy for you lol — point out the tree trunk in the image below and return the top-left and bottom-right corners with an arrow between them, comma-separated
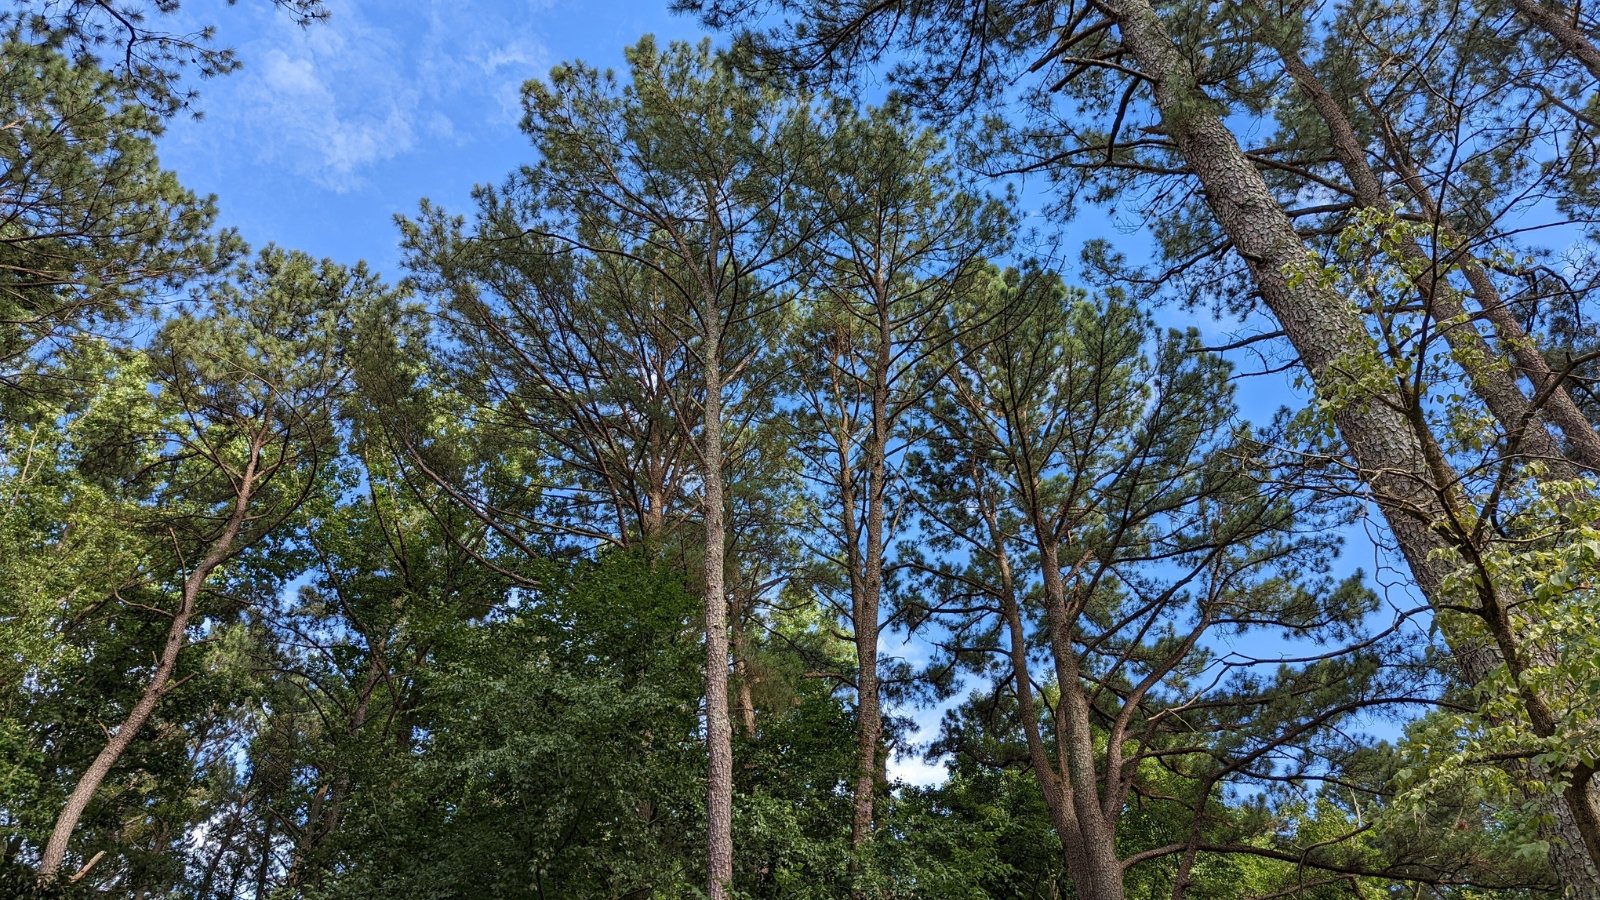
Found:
1033,537 -> 1126,900
1346,74 -> 1600,472
285,647 -> 386,891
730,585 -> 758,736
849,297 -> 893,868
1276,41 -> 1600,892
701,310 -> 735,900
1510,0 -> 1600,81
1272,46 -> 1575,470
38,446 -> 260,884
195,795 -> 248,899
1100,0 -> 1600,890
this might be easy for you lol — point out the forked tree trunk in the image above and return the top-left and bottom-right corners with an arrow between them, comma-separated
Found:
972,466 -> 1099,886
1032,534 -> 1126,900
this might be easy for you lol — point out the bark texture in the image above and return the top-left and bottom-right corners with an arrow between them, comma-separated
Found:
1511,0 -> 1600,82
1102,0 -> 1600,890
701,313 -> 735,900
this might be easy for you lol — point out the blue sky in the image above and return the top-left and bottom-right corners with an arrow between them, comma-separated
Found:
160,0 -> 703,275
155,0 -> 1413,786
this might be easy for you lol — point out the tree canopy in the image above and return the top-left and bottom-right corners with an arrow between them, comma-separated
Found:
3,1 -> 1600,897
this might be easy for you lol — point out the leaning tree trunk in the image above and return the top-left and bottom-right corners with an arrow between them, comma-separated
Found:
39,445 -> 261,884
1510,0 -> 1600,82
1276,52 -> 1600,888
1344,71 -> 1600,471
1100,0 -> 1600,892
1271,45 -> 1581,473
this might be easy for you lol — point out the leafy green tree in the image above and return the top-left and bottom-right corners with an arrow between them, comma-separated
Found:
310,550 -> 706,900
32,247 -> 390,885
782,98 -> 1008,872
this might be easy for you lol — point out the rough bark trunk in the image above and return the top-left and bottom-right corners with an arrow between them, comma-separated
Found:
849,294 -> 892,867
1101,0 -> 1600,890
1033,537 -> 1126,900
1277,39 -> 1600,893
701,310 -> 735,900
1510,0 -> 1600,82
38,444 -> 261,884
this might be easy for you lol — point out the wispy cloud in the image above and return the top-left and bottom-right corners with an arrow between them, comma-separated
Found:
246,42 -> 418,191
192,0 -> 551,194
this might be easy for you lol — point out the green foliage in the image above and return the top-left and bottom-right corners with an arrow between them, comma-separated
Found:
314,550 -> 706,899
0,32 -> 234,401
6,5 -> 1596,897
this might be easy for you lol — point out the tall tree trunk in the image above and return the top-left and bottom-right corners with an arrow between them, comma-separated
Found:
849,296 -> 892,868
1279,54 -> 1600,885
285,647 -> 386,891
701,310 -> 735,900
253,816 -> 272,900
194,800 -> 245,900
1099,0 -> 1600,890
38,443 -> 261,884
1278,51 -> 1600,886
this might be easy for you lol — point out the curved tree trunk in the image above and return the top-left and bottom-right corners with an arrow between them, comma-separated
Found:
39,443 -> 261,884
970,437 -> 1109,893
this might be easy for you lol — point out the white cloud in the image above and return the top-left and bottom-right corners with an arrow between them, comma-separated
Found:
887,753 -> 949,787
246,43 -> 418,192
183,0 -> 551,194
